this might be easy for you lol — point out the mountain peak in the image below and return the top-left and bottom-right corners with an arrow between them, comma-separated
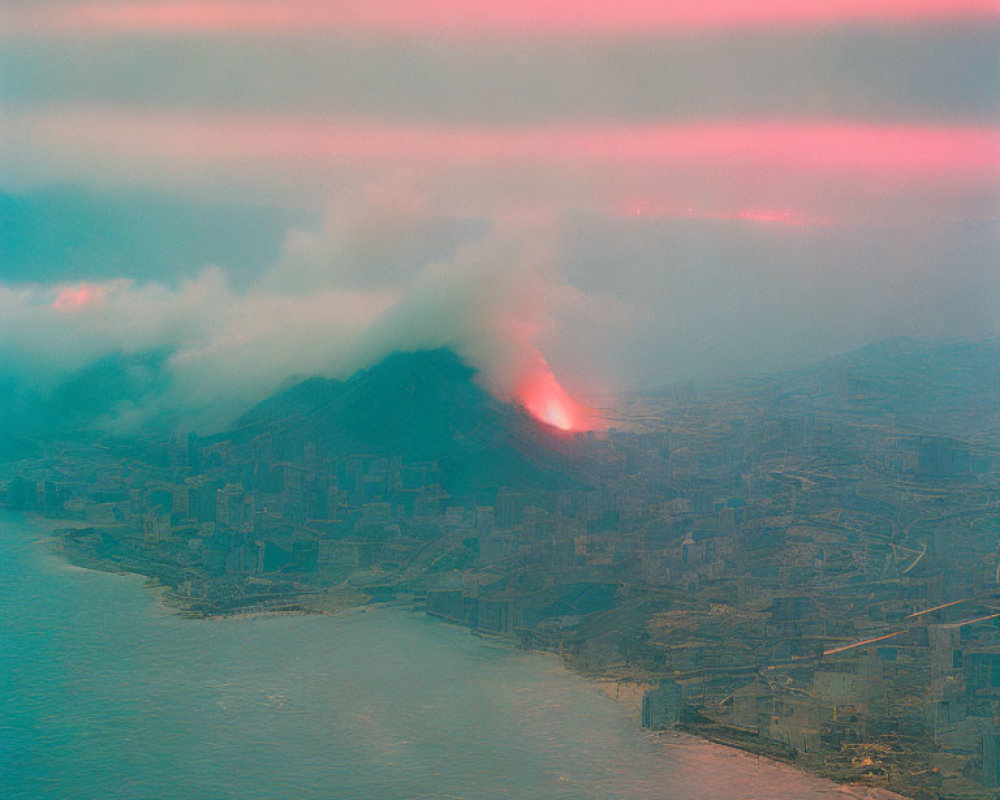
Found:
232,348 -> 579,495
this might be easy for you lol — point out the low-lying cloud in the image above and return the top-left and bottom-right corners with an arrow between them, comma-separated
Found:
0,186 -> 583,431
2,178 -> 996,436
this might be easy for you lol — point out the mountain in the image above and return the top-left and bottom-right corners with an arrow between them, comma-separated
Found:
0,351 -> 173,460
772,337 -> 1000,443
229,349 -> 582,496
645,337 -> 1000,444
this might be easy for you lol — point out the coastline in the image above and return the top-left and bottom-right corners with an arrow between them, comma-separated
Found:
25,513 -> 919,800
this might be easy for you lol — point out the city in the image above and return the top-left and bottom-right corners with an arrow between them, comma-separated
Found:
5,338 -> 998,800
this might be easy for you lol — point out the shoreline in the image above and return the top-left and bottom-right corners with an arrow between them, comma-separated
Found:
30,512 -> 912,799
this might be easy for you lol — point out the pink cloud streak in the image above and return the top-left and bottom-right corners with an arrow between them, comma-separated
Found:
20,109 -> 996,180
628,204 -> 829,226
52,282 -> 99,311
9,108 -> 997,223
7,0 -> 999,37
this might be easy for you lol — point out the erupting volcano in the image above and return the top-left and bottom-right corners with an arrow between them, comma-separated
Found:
515,359 -> 591,432
232,348 -> 585,494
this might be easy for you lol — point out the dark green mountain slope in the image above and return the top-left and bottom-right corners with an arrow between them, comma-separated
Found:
231,349 -> 581,496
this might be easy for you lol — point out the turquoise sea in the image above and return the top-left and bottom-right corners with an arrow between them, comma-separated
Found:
1,513 -> 855,799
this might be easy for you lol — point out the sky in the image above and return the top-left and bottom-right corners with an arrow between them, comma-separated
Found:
1,0 -> 998,431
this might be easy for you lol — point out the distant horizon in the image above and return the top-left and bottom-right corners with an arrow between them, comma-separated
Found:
1,333 -> 996,451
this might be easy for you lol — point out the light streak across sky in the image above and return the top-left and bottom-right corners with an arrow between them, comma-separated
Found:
6,1 -> 999,37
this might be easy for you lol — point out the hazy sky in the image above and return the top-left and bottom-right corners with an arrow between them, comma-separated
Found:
1,1 -> 998,426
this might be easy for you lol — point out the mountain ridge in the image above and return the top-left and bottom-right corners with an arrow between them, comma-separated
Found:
227,348 -> 582,496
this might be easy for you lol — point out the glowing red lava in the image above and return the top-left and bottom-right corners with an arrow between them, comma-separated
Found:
516,364 -> 590,432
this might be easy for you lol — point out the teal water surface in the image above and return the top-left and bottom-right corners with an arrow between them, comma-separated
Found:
1,513 -> 851,799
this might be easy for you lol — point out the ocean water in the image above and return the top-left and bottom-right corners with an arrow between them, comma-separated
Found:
1,513 -> 852,800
